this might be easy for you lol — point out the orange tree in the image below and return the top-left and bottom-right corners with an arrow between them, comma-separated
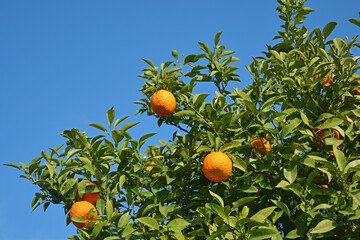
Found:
5,0 -> 360,239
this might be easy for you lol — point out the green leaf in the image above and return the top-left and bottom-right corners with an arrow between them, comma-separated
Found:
87,208 -> 97,219
320,118 -> 343,129
78,156 -> 92,166
261,95 -> 286,110
284,162 -> 298,184
232,158 -> 247,172
159,204 -> 176,218
96,199 -> 105,215
120,122 -> 139,133
249,228 -> 280,240
269,50 -> 283,62
41,151 -> 51,161
193,93 -> 209,108
344,160 -> 360,174
89,123 -> 107,132
137,217 -> 159,230
142,59 -> 155,68
167,219 -> 190,232
209,190 -> 224,207
71,216 -> 85,223
118,174 -> 126,192
300,111 -> 310,126
285,229 -> 302,239
235,89 -> 258,113
3,163 -> 21,170
333,147 -> 346,172
104,237 -> 121,240
310,219 -> 336,234
333,38 -> 346,52
92,222 -> 105,239
184,54 -> 203,64
238,184 -> 258,193
205,203 -> 227,219
105,198 -> 113,220
214,32 -> 222,46
173,110 -> 196,117
107,107 -> 115,128
233,197 -> 259,209
198,42 -> 212,55
271,200 -> 291,218
250,206 -> 277,223
349,18 -> 360,27
219,139 -> 244,152
117,212 -> 130,229
139,133 -> 157,149
323,22 -> 337,39
317,47 -> 329,61
44,162 -> 56,177
281,118 -> 302,139
114,116 -> 129,129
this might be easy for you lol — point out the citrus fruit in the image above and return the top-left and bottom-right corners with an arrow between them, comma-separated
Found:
319,184 -> 329,188
70,201 -> 98,229
251,138 -> 271,156
146,161 -> 157,177
76,182 -> 100,206
314,72 -> 333,89
313,128 -> 340,147
202,152 -> 232,182
150,90 -> 176,116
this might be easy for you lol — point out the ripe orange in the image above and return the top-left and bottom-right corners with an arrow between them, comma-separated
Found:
313,128 -> 340,147
202,152 -> 232,182
314,73 -> 333,89
70,201 -> 98,229
150,90 -> 176,116
146,161 -> 157,177
76,182 -> 100,206
251,138 -> 271,156
319,184 -> 329,188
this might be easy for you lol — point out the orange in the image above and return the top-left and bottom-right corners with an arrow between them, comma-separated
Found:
314,73 -> 333,89
70,201 -> 98,229
76,182 -> 100,206
251,138 -> 271,156
202,152 -> 232,182
150,90 -> 176,116
319,185 -> 329,188
313,128 -> 340,147
146,161 -> 157,177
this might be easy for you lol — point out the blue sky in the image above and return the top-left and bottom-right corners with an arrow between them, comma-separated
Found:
1,0 -> 359,239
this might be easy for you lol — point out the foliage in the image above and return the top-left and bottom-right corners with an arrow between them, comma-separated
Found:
5,0 -> 360,239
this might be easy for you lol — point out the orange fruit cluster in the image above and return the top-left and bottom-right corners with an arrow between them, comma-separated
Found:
202,152 -> 232,182
313,128 -> 340,147
151,90 -> 176,116
314,72 -> 333,89
146,161 -> 158,177
70,182 -> 100,229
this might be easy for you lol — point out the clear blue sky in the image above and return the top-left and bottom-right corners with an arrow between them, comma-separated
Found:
1,0 -> 359,239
